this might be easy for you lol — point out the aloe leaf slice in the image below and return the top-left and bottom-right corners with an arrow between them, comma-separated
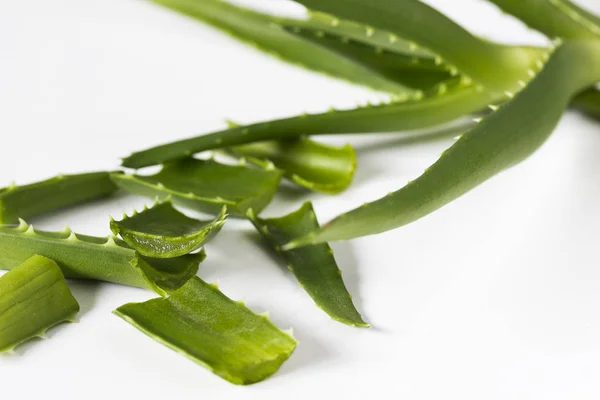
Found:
291,0 -> 543,91
228,139 -> 356,194
248,203 -> 367,327
286,40 -> 600,247
0,255 -> 80,353
114,276 -> 297,385
110,199 -> 227,258
150,0 -> 410,93
0,172 -> 119,225
113,158 -> 282,216
0,220 -> 204,295
122,83 -> 499,168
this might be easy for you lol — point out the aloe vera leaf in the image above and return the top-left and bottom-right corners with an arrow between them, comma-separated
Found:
122,84 -> 500,168
150,0 -> 410,94
0,220 -> 204,295
247,203 -> 367,327
0,172 -> 119,225
0,255 -> 79,353
285,40 -> 600,247
291,0 -> 543,91
114,276 -> 297,385
572,87 -> 600,120
228,139 -> 356,194
110,199 -> 227,258
485,0 -> 600,39
112,159 -> 282,216
285,26 -> 453,90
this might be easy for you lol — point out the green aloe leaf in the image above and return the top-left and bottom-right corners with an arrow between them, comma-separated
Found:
150,0 -> 410,93
110,199 -> 227,258
286,40 -> 600,247
122,83 -> 500,168
0,255 -> 80,353
248,202 -> 367,327
228,139 -> 356,194
0,172 -> 119,225
0,220 -> 204,295
290,0 -> 543,91
114,276 -> 297,385
572,87 -> 600,120
112,158 -> 282,215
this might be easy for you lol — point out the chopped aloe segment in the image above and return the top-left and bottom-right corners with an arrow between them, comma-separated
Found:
111,199 -> 227,258
0,220 -> 204,295
112,158 -> 282,216
0,255 -> 79,353
248,202 -> 367,327
115,277 -> 297,385
229,139 -> 356,194
0,172 -> 119,225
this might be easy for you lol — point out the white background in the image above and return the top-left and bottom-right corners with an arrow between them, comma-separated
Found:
1,1 -> 600,398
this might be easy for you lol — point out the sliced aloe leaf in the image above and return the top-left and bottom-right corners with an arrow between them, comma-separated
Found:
110,199 -> 227,258
0,172 -> 119,225
248,203 -> 367,327
486,0 -> 600,39
122,83 -> 500,168
113,159 -> 282,216
572,87 -> 600,120
291,0 -> 543,91
0,255 -> 80,353
150,0 -> 410,93
0,220 -> 204,295
286,40 -> 600,247
229,139 -> 356,194
114,276 -> 297,385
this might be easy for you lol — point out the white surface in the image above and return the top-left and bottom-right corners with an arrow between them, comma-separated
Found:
1,1 -> 600,398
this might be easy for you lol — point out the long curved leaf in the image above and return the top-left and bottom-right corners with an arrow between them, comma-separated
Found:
110,199 -> 227,258
0,255 -> 79,353
286,40 -> 600,247
115,276 -> 297,385
248,202 -> 367,327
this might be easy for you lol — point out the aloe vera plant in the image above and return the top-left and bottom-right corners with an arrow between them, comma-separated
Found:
0,255 -> 79,353
110,199 -> 226,258
0,172 -> 119,225
0,220 -> 204,295
248,202 -> 367,327
115,276 -> 297,385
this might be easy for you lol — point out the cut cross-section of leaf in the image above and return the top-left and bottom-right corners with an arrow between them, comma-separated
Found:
111,199 -> 227,258
113,158 -> 282,216
248,202 -> 367,327
228,139 -> 356,194
114,276 -> 297,385
0,220 -> 204,295
0,255 -> 79,353
0,172 -> 120,225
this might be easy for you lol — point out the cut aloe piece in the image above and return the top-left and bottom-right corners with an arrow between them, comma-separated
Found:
248,202 -> 367,327
112,158 -> 282,216
0,220 -> 204,295
0,255 -> 80,353
115,276 -> 297,385
229,139 -> 356,194
111,199 -> 227,258
0,172 -> 119,225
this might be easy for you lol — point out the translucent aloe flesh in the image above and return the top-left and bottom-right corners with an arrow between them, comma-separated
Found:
111,199 -> 227,258
115,277 -> 297,385
229,139 -> 356,194
0,172 -> 119,225
122,84 -> 499,168
0,255 -> 79,353
0,220 -> 204,295
149,0 -> 409,94
112,159 -> 282,215
286,40 -> 600,247
248,203 -> 367,327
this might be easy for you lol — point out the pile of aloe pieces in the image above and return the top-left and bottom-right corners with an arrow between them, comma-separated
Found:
2,0 -> 600,385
